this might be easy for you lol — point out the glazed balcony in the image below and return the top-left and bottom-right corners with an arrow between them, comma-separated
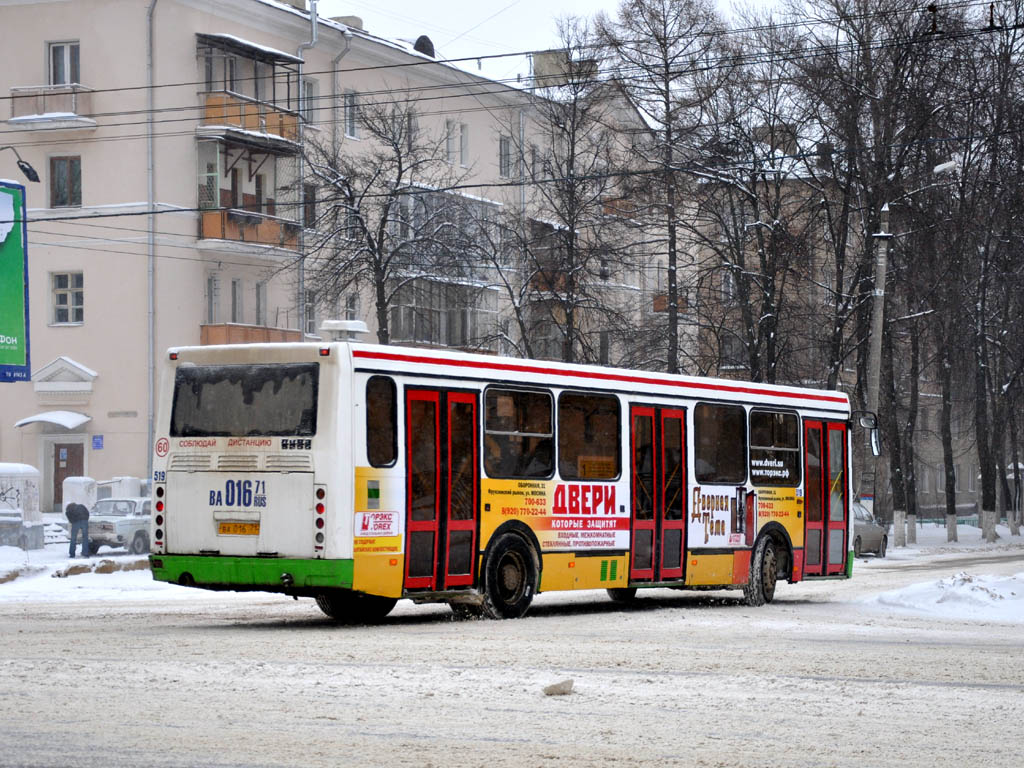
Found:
8,84 -> 96,129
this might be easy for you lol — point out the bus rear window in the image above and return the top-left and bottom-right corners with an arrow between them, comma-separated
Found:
170,363 -> 318,437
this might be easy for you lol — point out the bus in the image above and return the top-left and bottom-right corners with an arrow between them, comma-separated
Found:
149,341 -> 870,621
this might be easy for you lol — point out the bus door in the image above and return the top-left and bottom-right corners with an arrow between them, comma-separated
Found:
803,420 -> 849,576
629,405 -> 687,582
404,389 -> 479,592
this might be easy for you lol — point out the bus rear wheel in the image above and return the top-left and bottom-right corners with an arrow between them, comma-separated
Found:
481,533 -> 538,619
606,587 -> 637,603
315,590 -> 397,624
743,536 -> 778,607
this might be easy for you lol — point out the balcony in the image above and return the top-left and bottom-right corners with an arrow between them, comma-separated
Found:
200,323 -> 302,345
198,91 -> 299,148
8,85 -> 96,130
199,208 -> 300,252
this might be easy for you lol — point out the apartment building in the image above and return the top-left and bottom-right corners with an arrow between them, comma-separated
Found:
0,0 -> 659,511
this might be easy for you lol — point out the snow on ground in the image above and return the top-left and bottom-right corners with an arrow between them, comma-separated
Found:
4,519 -> 1024,621
854,521 -> 1024,622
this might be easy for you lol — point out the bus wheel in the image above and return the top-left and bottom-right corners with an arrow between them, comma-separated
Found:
481,533 -> 538,619
315,591 -> 397,623
606,587 -> 637,603
743,536 -> 778,607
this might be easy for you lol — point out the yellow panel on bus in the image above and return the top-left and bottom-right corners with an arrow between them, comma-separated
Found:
352,466 -> 404,597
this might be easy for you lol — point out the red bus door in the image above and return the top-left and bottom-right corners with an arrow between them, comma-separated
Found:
405,389 -> 479,591
629,406 -> 687,582
803,420 -> 848,577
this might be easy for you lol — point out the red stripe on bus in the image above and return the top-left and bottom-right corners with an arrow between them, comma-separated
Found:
352,350 -> 849,405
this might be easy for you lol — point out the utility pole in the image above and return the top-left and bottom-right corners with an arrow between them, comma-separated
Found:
864,203 -> 897,541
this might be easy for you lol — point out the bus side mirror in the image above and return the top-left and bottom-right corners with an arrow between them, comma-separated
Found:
858,413 -> 877,429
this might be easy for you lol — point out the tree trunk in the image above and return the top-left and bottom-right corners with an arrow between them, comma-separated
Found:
893,508 -> 906,548
939,346 -> 957,542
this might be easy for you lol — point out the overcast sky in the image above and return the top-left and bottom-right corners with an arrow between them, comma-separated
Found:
313,1 -> 776,82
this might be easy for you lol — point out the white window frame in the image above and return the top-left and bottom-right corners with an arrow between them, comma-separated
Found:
206,274 -> 219,324
344,90 -> 359,139
301,78 -> 317,124
48,41 -> 80,86
459,122 -> 469,166
445,120 -> 457,164
255,281 -> 267,326
231,278 -> 243,323
51,271 -> 84,325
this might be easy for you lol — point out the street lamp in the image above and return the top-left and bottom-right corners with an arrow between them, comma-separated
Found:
0,146 -> 40,183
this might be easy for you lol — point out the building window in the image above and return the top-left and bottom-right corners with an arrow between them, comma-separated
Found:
231,279 -> 243,323
722,268 -> 737,301
445,120 -> 456,164
49,41 -> 80,85
345,293 -> 358,321
49,156 -> 81,208
344,90 -> 359,138
303,184 -> 317,229
255,282 -> 267,326
406,112 -> 417,153
305,290 -> 317,335
499,135 -> 514,178
459,122 -> 469,166
302,78 -> 317,123
52,272 -> 84,324
721,334 -> 744,368
253,174 -> 265,213
229,167 -> 240,209
206,274 -> 218,323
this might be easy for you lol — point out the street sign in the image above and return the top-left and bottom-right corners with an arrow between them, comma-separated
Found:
0,181 -> 30,382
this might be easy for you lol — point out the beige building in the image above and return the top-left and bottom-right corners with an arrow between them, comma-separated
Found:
0,0 -> 658,511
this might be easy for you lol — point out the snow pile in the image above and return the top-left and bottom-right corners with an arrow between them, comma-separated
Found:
871,570 -> 1024,623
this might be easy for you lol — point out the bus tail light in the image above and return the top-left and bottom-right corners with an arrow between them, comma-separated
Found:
313,485 -> 326,553
154,483 -> 166,552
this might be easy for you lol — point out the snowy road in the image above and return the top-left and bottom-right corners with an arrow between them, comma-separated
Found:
1,543 -> 1023,767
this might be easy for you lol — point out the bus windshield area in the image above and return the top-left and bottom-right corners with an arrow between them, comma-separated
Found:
170,363 -> 319,437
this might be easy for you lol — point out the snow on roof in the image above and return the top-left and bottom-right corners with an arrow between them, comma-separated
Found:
14,411 -> 92,430
0,463 -> 40,477
196,33 -> 304,64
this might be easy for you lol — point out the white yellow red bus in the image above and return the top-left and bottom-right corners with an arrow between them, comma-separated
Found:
149,341 -> 863,620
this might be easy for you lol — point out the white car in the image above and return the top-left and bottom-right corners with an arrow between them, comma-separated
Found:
88,497 -> 151,555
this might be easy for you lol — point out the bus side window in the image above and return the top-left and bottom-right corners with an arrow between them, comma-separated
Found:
366,376 -> 397,466
485,388 -> 553,479
694,403 -> 746,484
558,392 -> 620,480
749,410 -> 800,486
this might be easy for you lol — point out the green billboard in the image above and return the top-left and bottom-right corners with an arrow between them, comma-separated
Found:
0,181 -> 30,382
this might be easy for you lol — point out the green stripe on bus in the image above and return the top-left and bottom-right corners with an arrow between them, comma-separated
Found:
149,555 -> 353,590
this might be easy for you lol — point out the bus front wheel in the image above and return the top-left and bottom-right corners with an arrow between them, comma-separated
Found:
481,533 -> 538,619
315,590 -> 397,624
743,536 -> 778,607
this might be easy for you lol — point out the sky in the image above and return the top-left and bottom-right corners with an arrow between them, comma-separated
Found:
312,1 -> 778,82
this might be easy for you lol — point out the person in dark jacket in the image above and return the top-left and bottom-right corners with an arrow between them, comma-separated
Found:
65,502 -> 90,558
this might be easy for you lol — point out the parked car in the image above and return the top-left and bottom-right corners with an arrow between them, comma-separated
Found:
852,501 -> 887,557
88,497 -> 151,555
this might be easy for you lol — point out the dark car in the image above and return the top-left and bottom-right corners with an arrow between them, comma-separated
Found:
852,501 -> 887,557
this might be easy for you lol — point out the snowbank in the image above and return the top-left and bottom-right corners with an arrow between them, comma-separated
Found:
870,571 -> 1024,623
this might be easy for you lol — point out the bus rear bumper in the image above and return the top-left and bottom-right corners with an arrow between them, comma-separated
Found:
148,554 -> 354,594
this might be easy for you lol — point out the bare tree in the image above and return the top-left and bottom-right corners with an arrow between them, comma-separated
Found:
597,0 -> 727,374
301,90 -> 476,345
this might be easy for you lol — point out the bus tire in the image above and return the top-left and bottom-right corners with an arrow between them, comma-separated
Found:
480,533 -> 538,619
606,587 -> 637,603
743,536 -> 777,607
315,590 -> 397,624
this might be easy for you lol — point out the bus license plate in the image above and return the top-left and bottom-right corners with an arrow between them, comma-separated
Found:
218,522 -> 260,536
